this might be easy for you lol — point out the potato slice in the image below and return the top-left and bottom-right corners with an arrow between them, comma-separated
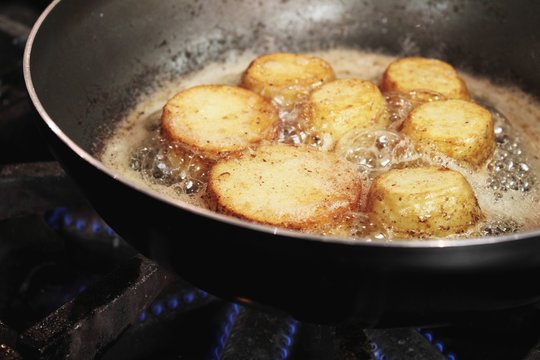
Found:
307,78 -> 390,145
161,85 -> 278,159
240,52 -> 336,106
366,167 -> 484,239
208,144 -> 362,231
401,99 -> 496,167
381,57 -> 470,100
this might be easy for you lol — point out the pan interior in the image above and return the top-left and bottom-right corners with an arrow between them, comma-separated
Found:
27,0 -> 540,246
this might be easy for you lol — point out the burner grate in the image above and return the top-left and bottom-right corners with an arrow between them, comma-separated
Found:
18,255 -> 172,360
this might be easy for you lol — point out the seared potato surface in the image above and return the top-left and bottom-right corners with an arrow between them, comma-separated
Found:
382,57 -> 470,100
401,99 -> 496,167
366,167 -> 484,239
241,52 -> 336,106
208,144 -> 362,231
161,85 -> 278,159
307,78 -> 390,146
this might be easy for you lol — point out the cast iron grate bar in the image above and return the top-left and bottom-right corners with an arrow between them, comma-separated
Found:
99,283 -> 218,360
216,306 -> 383,360
0,162 -> 87,220
365,328 -> 446,360
0,343 -> 22,360
18,255 -> 172,360
0,320 -> 21,360
0,14 -> 31,43
219,306 -> 296,360
0,320 -> 17,348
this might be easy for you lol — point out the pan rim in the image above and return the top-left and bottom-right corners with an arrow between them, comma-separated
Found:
23,0 -> 540,249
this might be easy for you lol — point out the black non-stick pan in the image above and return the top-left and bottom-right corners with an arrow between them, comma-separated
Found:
24,0 -> 540,327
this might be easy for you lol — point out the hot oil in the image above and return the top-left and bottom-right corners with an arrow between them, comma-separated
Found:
100,49 -> 540,241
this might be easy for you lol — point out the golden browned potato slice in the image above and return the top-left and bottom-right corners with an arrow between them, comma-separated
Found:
240,52 -> 336,106
307,78 -> 390,145
161,85 -> 279,159
208,144 -> 362,231
366,167 -> 484,239
401,99 -> 496,167
381,57 -> 470,100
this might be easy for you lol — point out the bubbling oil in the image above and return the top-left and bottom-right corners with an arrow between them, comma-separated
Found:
100,49 -> 540,241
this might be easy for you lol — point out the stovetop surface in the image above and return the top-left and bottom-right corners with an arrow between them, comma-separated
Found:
3,1 -> 540,359
4,207 -> 540,360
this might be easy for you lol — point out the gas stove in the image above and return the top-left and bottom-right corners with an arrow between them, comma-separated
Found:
3,1 -> 540,359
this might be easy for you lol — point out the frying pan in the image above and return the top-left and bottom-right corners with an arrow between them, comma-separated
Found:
23,0 -> 540,327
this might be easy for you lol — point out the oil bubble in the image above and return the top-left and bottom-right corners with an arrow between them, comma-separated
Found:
129,129 -> 208,194
335,129 -> 414,175
486,107 -> 535,195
